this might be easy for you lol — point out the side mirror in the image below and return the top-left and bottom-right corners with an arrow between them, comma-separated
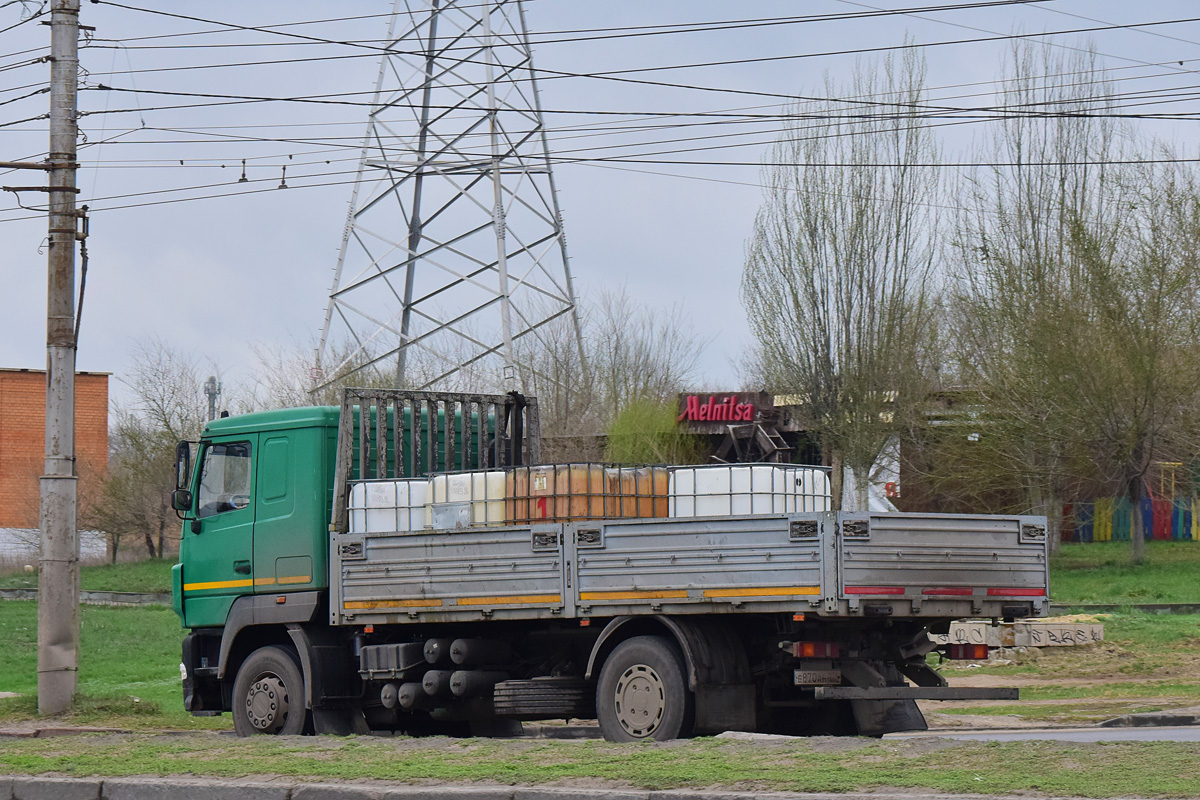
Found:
174,441 -> 191,490
171,489 -> 193,512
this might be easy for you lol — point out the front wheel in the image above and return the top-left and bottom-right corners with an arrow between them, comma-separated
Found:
596,635 -> 693,742
232,645 -> 307,736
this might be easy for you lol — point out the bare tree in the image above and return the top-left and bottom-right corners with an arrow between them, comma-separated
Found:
513,296 -> 595,437
1066,160 -> 1200,561
258,288 -> 699,456
742,49 -> 942,510
951,41 -> 1130,553
590,287 -> 704,426
85,339 -> 216,559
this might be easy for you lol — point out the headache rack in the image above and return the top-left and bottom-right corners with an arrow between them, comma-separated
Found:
331,387 -> 540,533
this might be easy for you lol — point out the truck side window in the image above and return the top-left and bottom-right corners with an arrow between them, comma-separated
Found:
197,442 -> 252,518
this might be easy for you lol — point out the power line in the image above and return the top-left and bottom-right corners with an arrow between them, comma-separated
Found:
48,55 -> 1200,151
0,4 -> 45,36
79,82 -> 1200,125
84,1 -> 1049,52
87,0 -> 1200,92
6,3 -> 1197,226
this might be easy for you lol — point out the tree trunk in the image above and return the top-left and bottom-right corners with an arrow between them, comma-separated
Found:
143,528 -> 157,559
1046,492 -> 1062,556
1129,474 -> 1146,565
852,464 -> 870,513
828,446 -> 843,512
1031,484 -> 1063,555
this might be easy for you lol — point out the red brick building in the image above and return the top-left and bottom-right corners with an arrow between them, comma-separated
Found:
0,368 -> 109,529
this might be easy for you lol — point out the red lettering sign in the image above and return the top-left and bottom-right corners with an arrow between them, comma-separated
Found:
677,394 -> 755,423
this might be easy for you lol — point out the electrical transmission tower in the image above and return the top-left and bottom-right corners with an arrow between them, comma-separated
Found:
315,0 -> 585,394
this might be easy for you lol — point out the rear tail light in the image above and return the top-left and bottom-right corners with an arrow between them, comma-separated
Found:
946,643 -> 989,660
792,641 -> 840,658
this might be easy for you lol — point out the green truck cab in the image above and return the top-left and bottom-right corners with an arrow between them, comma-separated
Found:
174,406 -> 335,630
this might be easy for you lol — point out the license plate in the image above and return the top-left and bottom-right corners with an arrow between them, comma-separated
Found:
794,669 -> 841,686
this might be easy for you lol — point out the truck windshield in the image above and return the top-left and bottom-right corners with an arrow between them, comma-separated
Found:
197,441 -> 252,518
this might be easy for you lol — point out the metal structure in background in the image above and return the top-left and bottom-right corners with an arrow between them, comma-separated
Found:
203,375 -> 222,422
40,0 -> 82,715
314,0 -> 585,396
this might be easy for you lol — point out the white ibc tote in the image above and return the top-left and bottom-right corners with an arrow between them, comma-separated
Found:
668,464 -> 831,517
428,471 -> 507,527
348,479 -> 431,533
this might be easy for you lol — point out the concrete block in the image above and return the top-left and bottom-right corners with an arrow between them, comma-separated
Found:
0,776 -> 13,800
101,778 -> 289,800
931,620 -> 1105,649
1014,622 -> 1103,648
929,622 -> 999,648
12,777 -> 101,800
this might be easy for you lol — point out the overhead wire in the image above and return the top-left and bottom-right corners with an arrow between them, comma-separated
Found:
4,3 -> 1199,225
61,18 -> 1200,154
0,4 -> 45,36
47,54 -> 1200,154
83,1 -> 1051,52
85,0 -> 1200,91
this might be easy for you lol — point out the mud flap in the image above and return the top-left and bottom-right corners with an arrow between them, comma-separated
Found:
695,684 -> 756,734
851,698 -> 927,736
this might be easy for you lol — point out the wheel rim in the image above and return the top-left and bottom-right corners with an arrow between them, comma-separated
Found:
613,663 -> 666,738
245,674 -> 290,733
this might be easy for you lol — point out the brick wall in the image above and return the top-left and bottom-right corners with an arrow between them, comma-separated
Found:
0,368 -> 109,529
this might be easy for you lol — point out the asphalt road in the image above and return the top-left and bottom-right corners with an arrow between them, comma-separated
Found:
889,725 -> 1200,742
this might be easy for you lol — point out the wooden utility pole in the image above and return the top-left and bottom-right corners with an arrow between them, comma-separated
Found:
39,0 -> 81,715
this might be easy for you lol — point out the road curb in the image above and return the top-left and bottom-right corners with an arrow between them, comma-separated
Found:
1099,711 -> 1200,728
0,777 -> 1115,800
0,589 -> 170,606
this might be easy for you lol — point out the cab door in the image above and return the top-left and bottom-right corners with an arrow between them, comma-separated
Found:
252,431 -> 316,593
179,436 -> 257,628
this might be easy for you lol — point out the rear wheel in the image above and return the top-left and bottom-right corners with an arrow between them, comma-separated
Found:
596,636 -> 692,742
232,646 -> 307,736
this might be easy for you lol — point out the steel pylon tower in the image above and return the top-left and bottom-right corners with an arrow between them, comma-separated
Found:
314,0 -> 585,394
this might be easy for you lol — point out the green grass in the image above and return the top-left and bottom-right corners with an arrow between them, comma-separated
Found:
1050,541 -> 1200,604
0,559 -> 174,594
0,600 -> 226,731
2,735 -> 1200,796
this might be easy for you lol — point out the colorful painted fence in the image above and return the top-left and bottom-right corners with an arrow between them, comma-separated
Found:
1063,498 -> 1197,542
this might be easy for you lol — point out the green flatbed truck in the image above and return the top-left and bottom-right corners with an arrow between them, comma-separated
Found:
172,388 -> 1046,740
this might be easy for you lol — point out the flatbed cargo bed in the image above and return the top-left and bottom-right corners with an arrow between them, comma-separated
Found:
331,510 -> 1048,626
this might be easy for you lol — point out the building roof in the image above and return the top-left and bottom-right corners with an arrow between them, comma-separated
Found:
0,367 -> 111,376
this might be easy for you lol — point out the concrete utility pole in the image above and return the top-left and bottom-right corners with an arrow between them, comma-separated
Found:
39,0 -> 82,716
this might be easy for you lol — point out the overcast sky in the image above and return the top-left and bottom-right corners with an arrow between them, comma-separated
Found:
2,0 -> 1198,408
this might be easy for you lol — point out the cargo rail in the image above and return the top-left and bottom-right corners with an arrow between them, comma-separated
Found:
330,510 -> 1048,626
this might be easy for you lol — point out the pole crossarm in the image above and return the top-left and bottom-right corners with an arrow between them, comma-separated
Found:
314,0 -> 585,396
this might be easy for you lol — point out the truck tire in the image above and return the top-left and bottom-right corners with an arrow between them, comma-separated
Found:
232,646 -> 307,736
596,636 -> 692,742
